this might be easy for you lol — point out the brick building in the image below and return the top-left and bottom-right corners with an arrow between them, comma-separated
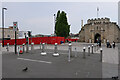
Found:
0,26 -> 19,40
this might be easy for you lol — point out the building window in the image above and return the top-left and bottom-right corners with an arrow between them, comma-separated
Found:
8,35 -> 10,37
97,26 -> 98,30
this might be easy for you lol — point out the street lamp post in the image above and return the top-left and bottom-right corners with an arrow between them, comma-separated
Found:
54,14 -> 56,36
30,31 -> 32,44
2,8 -> 7,47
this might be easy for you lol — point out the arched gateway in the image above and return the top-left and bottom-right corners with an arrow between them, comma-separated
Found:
94,33 -> 101,43
79,18 -> 120,43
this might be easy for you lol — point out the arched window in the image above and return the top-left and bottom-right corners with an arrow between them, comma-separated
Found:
97,26 -> 98,30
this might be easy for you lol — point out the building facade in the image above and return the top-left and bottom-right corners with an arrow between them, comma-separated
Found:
0,26 -> 19,40
79,18 -> 120,43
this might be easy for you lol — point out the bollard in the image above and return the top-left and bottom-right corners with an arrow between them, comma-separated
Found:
100,48 -> 103,62
53,43 -> 59,57
0,43 -> 2,51
69,43 -> 72,57
17,46 -> 20,56
7,43 -> 9,52
22,43 -> 25,53
97,43 -> 99,50
45,42 -> 47,50
91,45 -> 94,54
42,43 -> 45,52
19,46 -> 23,54
31,42 -> 34,50
75,47 -> 77,57
88,46 -> 90,56
68,43 -> 72,62
40,43 -> 42,50
94,44 -> 96,52
26,43 -> 29,53
41,43 -> 47,56
83,47 -> 86,58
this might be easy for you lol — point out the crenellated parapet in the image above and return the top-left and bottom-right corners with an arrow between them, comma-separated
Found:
87,17 -> 110,24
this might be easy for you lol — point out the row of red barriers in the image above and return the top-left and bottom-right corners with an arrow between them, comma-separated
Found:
3,37 -> 65,45
2,37 -> 79,46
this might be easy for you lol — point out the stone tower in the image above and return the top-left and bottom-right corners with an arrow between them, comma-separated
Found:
79,17 -> 120,43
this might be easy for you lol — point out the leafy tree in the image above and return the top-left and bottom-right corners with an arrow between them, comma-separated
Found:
55,10 -> 70,38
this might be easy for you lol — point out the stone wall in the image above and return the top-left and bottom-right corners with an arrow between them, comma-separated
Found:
79,18 -> 120,43
79,27 -> 85,42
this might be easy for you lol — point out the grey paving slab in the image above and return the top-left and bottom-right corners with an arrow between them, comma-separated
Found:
102,47 -> 118,64
0,50 -> 2,79
102,62 -> 118,78
1,42 -> 119,79
118,43 -> 120,79
2,49 -> 102,78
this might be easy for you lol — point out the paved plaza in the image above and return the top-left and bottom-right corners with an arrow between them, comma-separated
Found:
0,42 -> 119,79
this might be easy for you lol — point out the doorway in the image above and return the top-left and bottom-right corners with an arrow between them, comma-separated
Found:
94,33 -> 101,43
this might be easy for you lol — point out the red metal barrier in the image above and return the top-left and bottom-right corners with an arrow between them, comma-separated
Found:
65,39 -> 79,42
4,37 -> 65,45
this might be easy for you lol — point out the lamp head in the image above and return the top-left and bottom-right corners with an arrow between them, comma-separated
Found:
3,7 -> 7,10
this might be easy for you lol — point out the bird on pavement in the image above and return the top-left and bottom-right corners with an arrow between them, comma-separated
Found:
22,67 -> 28,72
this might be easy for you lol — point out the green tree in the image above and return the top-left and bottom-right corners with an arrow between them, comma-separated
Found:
55,10 -> 70,38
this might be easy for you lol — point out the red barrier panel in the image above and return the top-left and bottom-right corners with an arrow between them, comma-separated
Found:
65,39 -> 79,42
4,37 -> 65,46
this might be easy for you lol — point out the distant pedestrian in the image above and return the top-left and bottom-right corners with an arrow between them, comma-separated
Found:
106,41 -> 109,48
112,41 -> 115,49
96,39 -> 98,44
106,40 -> 111,48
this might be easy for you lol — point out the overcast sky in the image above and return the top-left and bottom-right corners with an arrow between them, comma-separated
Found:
1,2 -> 118,35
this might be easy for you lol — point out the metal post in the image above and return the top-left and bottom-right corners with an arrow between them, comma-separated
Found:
2,8 -> 4,47
26,37 -> 29,53
54,14 -> 56,35
15,31 -> 17,54
68,43 -> 71,62
31,42 -> 34,50
2,8 -> 7,47
75,47 -> 77,57
42,43 -> 45,52
41,43 -> 47,56
22,43 -> 25,53
53,43 -> 59,56
17,46 -> 20,56
30,31 -> 32,44
100,48 -> 103,62
0,43 -> 2,51
88,46 -> 90,56
40,43 -> 41,50
94,44 -> 96,52
54,43 -> 57,53
91,45 -> 94,54
83,47 -> 86,58
97,43 -> 99,50
45,42 -> 47,50
7,43 -> 9,52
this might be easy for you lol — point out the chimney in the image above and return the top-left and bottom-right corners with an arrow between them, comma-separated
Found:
81,20 -> 83,28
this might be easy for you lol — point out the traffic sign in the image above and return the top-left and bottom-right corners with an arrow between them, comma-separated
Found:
13,22 -> 18,31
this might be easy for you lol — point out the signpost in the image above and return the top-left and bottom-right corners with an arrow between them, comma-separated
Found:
25,32 -> 29,53
13,22 -> 18,54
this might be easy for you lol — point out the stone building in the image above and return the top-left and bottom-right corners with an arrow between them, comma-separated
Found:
79,18 -> 120,43
0,26 -> 19,40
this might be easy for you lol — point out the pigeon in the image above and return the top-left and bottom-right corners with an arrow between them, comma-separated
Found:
22,67 -> 28,72
112,76 -> 119,80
